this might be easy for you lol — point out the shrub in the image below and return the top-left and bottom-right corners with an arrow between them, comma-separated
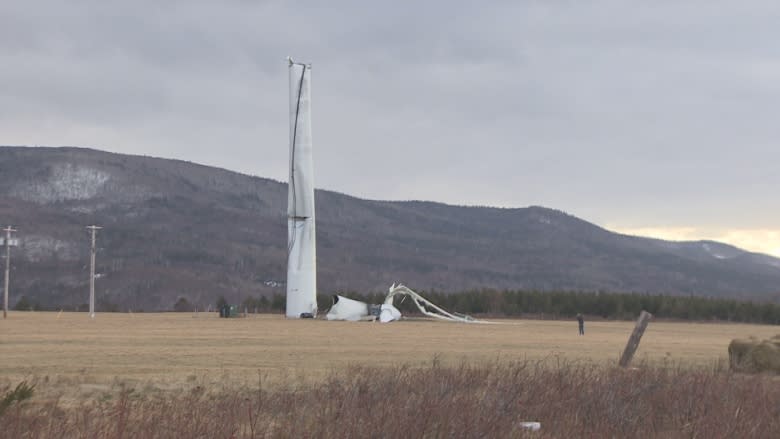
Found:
729,335 -> 780,374
0,381 -> 35,416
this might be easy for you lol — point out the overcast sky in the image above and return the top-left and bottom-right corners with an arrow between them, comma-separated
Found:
2,1 -> 779,256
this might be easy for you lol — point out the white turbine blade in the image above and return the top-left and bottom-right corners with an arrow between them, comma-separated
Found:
386,284 -> 486,323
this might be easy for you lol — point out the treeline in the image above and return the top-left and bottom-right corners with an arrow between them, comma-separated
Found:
15,289 -> 780,324
237,289 -> 780,324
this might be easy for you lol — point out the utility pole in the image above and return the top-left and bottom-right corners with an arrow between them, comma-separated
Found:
3,226 -> 17,319
86,225 -> 102,319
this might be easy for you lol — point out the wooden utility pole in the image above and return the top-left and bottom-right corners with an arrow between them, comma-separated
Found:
619,310 -> 653,367
3,226 -> 17,319
86,225 -> 102,319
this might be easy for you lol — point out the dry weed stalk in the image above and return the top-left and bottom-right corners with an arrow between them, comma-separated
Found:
1,361 -> 778,438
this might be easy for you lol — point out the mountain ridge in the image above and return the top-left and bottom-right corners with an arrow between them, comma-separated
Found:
2,146 -> 779,310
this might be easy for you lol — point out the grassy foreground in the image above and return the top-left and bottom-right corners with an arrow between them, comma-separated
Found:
1,312 -> 779,437
2,361 -> 779,438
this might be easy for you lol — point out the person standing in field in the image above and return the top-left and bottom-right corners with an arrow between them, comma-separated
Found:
577,313 -> 584,335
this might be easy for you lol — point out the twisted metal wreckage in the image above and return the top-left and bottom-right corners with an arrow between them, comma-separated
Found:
282,57 -> 537,431
326,284 -> 487,323
284,60 -> 485,325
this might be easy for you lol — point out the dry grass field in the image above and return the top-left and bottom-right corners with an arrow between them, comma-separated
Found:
2,312 -> 780,437
1,311 -> 777,399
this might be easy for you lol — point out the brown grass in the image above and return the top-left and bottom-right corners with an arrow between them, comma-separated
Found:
1,311 -> 778,399
2,361 -> 779,438
2,312 -> 780,437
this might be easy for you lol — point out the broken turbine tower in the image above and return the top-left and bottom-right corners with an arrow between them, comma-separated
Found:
285,57 -> 317,318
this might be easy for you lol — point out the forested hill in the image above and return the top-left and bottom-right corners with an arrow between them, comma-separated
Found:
1,146 -> 780,311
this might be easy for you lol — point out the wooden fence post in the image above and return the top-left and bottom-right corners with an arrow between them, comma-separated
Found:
619,310 -> 653,367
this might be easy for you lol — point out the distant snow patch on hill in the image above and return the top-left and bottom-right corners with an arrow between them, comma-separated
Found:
20,235 -> 80,262
702,243 -> 727,259
11,163 -> 110,203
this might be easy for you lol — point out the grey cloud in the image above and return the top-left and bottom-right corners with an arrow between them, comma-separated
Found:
1,0 -> 779,230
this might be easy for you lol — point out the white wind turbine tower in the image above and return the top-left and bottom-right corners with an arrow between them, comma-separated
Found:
285,57 -> 317,318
